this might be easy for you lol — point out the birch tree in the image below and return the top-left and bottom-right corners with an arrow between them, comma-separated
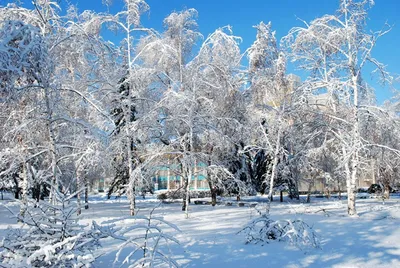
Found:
285,0 -> 394,215
0,2 -> 112,217
0,5 -> 56,214
247,22 -> 292,201
101,0 -> 164,215
137,9 -> 202,217
193,26 -> 249,202
143,8 -> 248,215
362,102 -> 400,199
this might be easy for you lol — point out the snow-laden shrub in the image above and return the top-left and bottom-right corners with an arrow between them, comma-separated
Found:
95,204 -> 181,267
238,205 -> 321,250
0,190 -> 102,267
0,193 -> 182,268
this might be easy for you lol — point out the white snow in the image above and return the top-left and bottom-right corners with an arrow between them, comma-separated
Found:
1,194 -> 399,267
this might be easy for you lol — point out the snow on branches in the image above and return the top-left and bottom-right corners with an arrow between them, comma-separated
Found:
0,20 -> 50,97
0,193 -> 182,267
0,190 -> 101,267
238,205 -> 321,250
94,204 -> 182,267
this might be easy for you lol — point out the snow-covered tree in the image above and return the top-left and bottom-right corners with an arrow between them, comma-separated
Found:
100,0 -> 163,216
246,22 -> 294,201
284,0 -> 396,215
362,101 -> 400,198
0,1 -> 113,220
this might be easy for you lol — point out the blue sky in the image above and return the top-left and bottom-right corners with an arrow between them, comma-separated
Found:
143,0 -> 400,103
14,0 -> 400,103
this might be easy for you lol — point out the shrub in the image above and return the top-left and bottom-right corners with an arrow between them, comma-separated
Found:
0,190 -> 102,267
238,205 -> 321,250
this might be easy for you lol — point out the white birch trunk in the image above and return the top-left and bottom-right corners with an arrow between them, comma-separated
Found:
43,86 -> 58,205
19,161 -> 29,218
345,4 -> 360,216
347,76 -> 360,216
127,138 -> 136,216
267,116 -> 283,201
76,164 -> 83,215
347,157 -> 358,215
126,1 -> 136,216
342,138 -> 357,215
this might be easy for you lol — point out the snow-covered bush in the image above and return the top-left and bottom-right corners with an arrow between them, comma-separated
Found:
0,190 -> 182,268
0,190 -> 102,267
238,205 -> 321,250
95,204 -> 181,267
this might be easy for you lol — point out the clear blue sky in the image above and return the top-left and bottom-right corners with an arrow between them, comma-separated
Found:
15,0 -> 400,103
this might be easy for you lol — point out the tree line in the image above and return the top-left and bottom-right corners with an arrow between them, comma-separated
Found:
0,0 -> 399,217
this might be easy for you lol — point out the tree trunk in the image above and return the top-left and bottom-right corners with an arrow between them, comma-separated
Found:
40,184 -> 47,200
129,190 -> 135,216
84,180 -> 89,209
76,165 -> 83,215
306,180 -> 313,203
127,179 -> 136,216
267,119 -> 283,202
43,86 -> 58,205
337,181 -> 342,200
32,183 -> 40,204
19,162 -> 29,219
127,136 -> 136,216
208,179 -> 217,206
183,168 -> 191,218
383,184 -> 390,200
347,179 -> 357,215
380,167 -> 391,200
288,173 -> 300,200
206,152 -> 217,206
181,190 -> 187,211
14,178 -> 20,199
211,188 -> 217,206
341,132 -> 357,215
347,55 -> 360,216
29,165 -> 39,205
347,156 -> 357,216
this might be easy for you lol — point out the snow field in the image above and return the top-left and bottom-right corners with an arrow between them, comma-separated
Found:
1,196 -> 399,267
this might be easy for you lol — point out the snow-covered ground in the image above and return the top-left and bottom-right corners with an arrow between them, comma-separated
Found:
1,194 -> 399,267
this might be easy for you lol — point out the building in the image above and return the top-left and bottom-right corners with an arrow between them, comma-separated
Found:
152,162 -> 210,191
